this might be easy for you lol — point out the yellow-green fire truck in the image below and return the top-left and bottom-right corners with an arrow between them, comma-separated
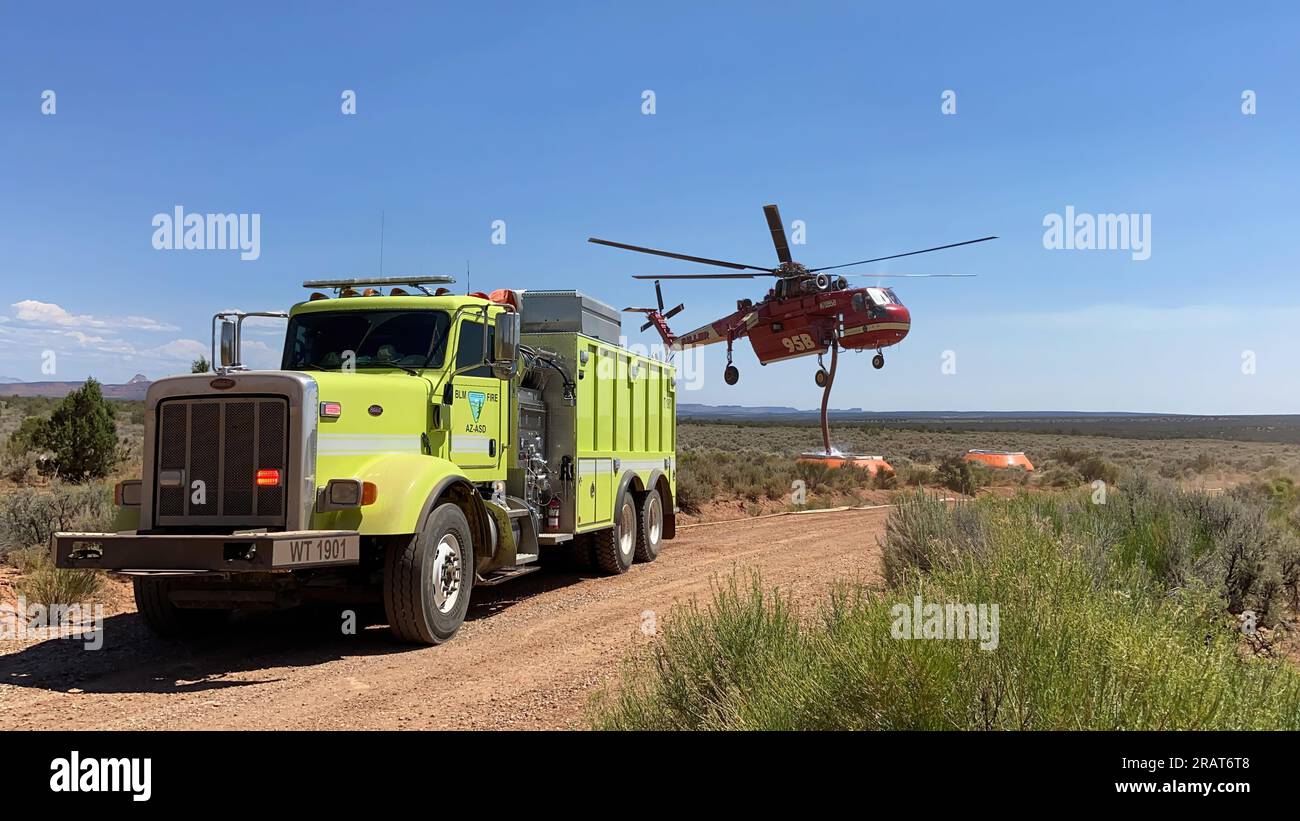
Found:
53,277 -> 677,644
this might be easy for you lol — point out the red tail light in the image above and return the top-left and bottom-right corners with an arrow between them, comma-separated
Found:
256,469 -> 281,487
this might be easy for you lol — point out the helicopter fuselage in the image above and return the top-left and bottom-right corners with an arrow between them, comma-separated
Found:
672,279 -> 911,367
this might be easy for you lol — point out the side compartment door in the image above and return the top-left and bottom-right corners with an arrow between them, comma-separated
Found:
577,457 -> 613,529
448,317 -> 505,481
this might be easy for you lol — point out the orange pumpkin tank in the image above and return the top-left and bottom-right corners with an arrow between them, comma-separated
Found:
963,450 -> 1034,471
797,453 -> 893,475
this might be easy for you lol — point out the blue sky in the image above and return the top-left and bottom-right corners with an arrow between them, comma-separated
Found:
1,1 -> 1297,412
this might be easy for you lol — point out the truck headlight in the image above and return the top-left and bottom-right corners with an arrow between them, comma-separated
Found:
114,480 -> 142,507
317,479 -> 378,511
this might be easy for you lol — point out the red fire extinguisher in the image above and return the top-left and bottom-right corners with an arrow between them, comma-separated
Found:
546,497 -> 561,532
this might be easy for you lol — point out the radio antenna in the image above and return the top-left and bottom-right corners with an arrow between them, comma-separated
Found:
378,211 -> 386,275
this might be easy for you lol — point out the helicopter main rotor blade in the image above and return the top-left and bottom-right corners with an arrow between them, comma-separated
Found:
588,237 -> 773,272
809,236 -> 998,272
763,204 -> 793,265
631,272 -> 767,280
843,272 -> 979,278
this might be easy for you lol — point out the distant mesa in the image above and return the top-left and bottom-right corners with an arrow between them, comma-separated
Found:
0,375 -> 152,400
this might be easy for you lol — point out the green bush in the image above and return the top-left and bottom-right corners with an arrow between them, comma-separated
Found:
592,485 -> 1300,730
1077,454 -> 1120,485
34,378 -> 119,482
1039,465 -> 1084,487
0,482 -> 115,555
936,456 -> 988,495
12,546 -> 103,606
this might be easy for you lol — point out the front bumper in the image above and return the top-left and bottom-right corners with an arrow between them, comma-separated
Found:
52,530 -> 361,572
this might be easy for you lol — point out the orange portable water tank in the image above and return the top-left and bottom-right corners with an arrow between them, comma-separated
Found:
796,453 -> 894,475
963,450 -> 1034,471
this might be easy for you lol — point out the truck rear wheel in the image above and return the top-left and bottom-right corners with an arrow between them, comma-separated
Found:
384,502 -> 474,644
132,577 -> 229,638
635,489 -> 664,563
594,493 -> 637,574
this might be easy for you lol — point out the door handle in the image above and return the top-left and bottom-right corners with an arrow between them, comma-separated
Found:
489,439 -> 497,458
589,482 -> 596,498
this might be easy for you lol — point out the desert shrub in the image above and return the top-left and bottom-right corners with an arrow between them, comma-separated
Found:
1048,446 -> 1091,466
935,456 -> 988,496
900,465 -> 936,487
3,415 -> 50,482
13,546 -> 103,605
0,481 -> 114,555
34,378 -> 119,482
594,488 -> 1300,730
1038,465 -> 1084,487
1076,454 -> 1120,485
873,467 -> 897,490
793,460 -> 832,494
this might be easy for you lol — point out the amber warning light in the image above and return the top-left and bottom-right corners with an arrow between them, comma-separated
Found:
255,469 -> 281,487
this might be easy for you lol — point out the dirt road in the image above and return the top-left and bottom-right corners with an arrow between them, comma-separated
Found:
0,508 -> 887,730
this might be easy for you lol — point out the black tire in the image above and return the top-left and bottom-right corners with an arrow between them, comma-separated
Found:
814,368 -> 828,388
570,533 -> 594,569
383,502 -> 474,644
132,577 -> 229,638
634,489 -> 664,563
593,492 -> 637,574
872,353 -> 885,370
724,364 -> 740,385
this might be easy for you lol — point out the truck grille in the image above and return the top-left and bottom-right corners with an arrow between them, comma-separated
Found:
155,397 -> 289,527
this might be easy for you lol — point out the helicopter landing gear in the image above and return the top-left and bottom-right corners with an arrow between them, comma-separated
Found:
723,337 -> 740,385
814,351 -> 829,387
872,352 -> 885,370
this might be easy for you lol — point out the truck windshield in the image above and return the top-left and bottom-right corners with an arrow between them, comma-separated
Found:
282,310 -> 451,371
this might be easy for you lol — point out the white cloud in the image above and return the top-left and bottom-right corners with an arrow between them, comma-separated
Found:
12,299 -> 108,328
138,339 -> 208,361
9,299 -> 178,333
125,315 -> 180,332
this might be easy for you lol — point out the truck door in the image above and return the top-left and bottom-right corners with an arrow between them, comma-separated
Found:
448,316 -> 506,481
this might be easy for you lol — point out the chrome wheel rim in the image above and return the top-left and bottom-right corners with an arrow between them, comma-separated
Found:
618,500 -> 636,557
647,495 -> 662,545
431,534 -> 462,614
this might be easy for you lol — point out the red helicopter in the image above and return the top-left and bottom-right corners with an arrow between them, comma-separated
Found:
589,204 -> 996,453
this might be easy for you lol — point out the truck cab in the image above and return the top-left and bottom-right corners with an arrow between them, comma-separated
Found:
54,278 -> 677,645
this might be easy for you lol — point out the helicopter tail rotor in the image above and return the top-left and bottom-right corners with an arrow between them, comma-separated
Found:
622,279 -> 681,348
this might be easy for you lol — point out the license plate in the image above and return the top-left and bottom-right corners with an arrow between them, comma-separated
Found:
271,535 -> 359,568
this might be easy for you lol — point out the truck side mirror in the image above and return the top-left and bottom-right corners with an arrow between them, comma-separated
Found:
492,311 -> 520,379
219,320 -> 237,368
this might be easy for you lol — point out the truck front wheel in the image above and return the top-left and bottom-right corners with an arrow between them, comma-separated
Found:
384,502 -> 475,644
133,577 -> 230,638
594,493 -> 637,574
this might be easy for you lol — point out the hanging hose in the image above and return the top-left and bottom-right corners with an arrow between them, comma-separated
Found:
819,340 -> 838,455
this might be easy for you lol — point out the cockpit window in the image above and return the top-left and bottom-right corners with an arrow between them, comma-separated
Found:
282,310 -> 451,371
865,287 -> 891,306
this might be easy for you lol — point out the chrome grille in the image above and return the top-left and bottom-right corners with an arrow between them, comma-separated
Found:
154,396 -> 290,527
